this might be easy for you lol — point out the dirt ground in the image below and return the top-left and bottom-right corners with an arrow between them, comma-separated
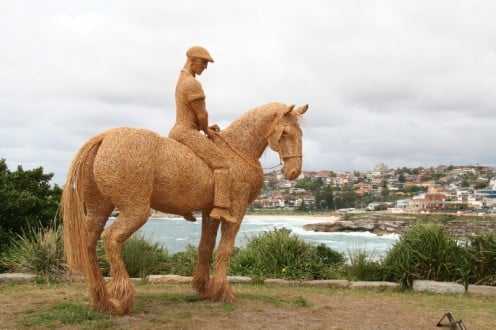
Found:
0,282 -> 495,329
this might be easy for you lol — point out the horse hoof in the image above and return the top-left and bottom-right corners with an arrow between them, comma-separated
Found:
109,298 -> 132,315
207,281 -> 237,303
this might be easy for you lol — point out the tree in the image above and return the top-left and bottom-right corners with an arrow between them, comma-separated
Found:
295,177 -> 318,191
334,186 -> 358,209
318,186 -> 334,210
0,159 -> 62,236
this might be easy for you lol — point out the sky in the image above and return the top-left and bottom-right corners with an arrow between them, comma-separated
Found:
1,1 -> 495,185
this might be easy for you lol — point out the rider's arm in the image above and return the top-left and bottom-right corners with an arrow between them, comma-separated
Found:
191,98 -> 215,138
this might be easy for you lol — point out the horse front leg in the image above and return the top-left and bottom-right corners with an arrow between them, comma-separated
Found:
193,213 -> 220,298
207,182 -> 250,302
207,221 -> 241,302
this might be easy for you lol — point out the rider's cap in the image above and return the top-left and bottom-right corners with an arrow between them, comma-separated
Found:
186,46 -> 214,63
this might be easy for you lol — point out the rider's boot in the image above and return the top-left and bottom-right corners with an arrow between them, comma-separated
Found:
210,169 -> 237,224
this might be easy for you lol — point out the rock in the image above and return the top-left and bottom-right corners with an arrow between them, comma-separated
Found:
412,280 -> 465,294
303,214 -> 415,236
146,274 -> 193,284
349,281 -> 400,290
468,285 -> 496,297
264,279 -> 302,286
104,277 -> 142,282
0,273 -> 36,283
305,280 -> 350,288
303,214 -> 496,239
228,276 -> 252,283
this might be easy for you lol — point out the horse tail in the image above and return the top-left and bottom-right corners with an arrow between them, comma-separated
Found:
61,133 -> 106,276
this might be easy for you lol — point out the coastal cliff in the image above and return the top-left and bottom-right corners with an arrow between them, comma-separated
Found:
302,213 -> 496,239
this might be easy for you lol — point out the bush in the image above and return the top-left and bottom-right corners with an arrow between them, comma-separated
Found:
97,234 -> 169,278
0,228 -> 8,273
465,234 -> 496,286
383,224 -> 465,288
342,250 -> 385,281
166,245 -> 198,276
229,228 -> 343,280
0,225 -> 66,280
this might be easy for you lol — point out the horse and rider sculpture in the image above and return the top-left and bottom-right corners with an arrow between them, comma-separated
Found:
61,46 -> 308,315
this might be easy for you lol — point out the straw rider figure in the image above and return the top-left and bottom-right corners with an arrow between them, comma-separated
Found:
169,46 -> 237,224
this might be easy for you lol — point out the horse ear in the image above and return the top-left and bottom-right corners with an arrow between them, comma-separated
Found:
295,104 -> 308,115
284,104 -> 295,115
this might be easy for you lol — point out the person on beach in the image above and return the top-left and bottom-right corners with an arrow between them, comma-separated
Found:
169,46 -> 237,224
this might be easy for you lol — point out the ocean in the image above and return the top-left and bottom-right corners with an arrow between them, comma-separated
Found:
135,216 -> 399,258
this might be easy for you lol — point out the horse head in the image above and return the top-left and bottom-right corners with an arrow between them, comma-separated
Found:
268,104 -> 308,180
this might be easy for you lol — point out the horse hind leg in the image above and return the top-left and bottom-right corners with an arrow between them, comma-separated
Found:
101,205 -> 150,315
84,202 -> 114,312
78,170 -> 115,313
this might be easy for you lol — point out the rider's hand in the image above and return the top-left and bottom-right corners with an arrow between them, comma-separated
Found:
209,124 -> 220,132
205,128 -> 217,140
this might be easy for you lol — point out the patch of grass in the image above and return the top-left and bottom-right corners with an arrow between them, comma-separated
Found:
239,292 -> 286,307
24,301 -> 114,328
240,291 -> 311,308
221,303 -> 236,311
2,283 -> 496,329
342,249 -> 385,281
0,225 -> 66,280
293,296 -> 311,307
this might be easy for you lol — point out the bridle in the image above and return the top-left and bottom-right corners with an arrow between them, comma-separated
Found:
267,124 -> 302,169
214,121 -> 302,172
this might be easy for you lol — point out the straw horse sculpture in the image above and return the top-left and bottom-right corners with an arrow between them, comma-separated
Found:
62,102 -> 308,314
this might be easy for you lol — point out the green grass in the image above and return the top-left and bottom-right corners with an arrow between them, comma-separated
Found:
1,282 -> 495,329
24,301 -> 115,328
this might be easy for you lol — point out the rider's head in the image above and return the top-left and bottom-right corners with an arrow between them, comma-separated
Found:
186,46 -> 214,76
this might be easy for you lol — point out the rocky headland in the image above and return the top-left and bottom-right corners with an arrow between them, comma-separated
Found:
302,213 -> 496,239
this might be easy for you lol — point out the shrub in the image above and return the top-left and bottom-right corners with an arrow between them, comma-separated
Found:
166,245 -> 198,276
0,225 -> 66,280
465,233 -> 496,286
229,228 -> 343,280
383,224 -> 465,288
97,234 -> 169,278
342,249 -> 385,281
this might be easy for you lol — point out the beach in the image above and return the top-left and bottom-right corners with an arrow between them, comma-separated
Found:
244,214 -> 340,223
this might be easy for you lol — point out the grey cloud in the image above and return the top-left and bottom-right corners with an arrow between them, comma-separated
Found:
1,1 -> 495,185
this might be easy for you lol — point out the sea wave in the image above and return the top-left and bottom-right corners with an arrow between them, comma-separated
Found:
136,216 -> 399,256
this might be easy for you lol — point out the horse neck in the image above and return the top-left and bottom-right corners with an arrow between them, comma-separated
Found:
221,103 -> 284,160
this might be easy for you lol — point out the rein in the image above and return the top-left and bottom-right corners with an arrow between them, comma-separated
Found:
214,133 -> 262,170
214,121 -> 302,172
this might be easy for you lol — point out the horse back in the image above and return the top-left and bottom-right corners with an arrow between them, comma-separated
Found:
150,136 -> 214,213
91,128 -> 163,203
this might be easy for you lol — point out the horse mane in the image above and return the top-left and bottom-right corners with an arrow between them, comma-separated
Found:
224,102 -> 289,136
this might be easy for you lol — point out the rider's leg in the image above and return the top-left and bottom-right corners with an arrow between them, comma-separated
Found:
210,168 -> 237,223
170,128 -> 237,224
